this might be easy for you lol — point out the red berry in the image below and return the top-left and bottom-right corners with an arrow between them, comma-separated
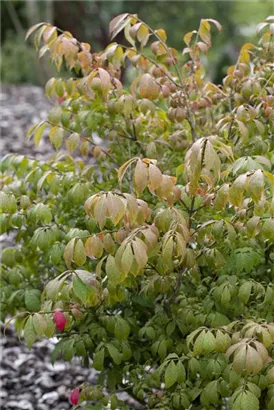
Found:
53,311 -> 66,331
70,387 -> 80,405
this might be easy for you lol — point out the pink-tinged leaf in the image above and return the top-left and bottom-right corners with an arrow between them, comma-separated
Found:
25,22 -> 46,40
248,170 -> 264,203
132,238 -> 148,270
256,22 -> 269,33
134,159 -> 148,195
43,26 -> 57,44
197,41 -> 209,54
98,68 -> 111,93
109,13 -> 130,40
85,236 -> 104,259
148,164 -> 163,191
69,387 -> 80,405
206,19 -> 222,32
53,311 -> 66,331
107,193 -> 125,225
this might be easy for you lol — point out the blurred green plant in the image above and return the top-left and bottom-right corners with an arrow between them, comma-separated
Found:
1,0 -> 273,85
1,33 -> 41,84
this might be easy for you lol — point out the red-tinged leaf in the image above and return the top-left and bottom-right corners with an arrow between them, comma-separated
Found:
53,311 -> 67,331
70,387 -> 80,405
134,159 -> 148,195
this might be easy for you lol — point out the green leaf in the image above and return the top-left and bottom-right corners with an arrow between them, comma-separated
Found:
49,126 -> 64,150
114,317 -> 130,341
106,255 -> 122,284
44,314 -> 55,338
33,123 -> 47,147
73,274 -> 90,303
25,290 -> 41,312
24,316 -> 36,349
64,238 -> 76,269
176,360 -> 186,383
107,343 -> 122,365
239,282 -> 253,304
120,244 -> 134,275
73,239 -> 86,266
32,313 -> 47,337
93,348 -> 105,371
62,339 -> 75,361
164,360 -> 178,388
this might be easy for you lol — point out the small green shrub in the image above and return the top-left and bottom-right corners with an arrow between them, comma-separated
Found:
1,14 -> 274,410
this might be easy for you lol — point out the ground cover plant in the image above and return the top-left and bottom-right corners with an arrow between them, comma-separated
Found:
1,13 -> 274,410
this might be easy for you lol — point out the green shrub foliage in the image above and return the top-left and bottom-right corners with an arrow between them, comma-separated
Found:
1,14 -> 274,410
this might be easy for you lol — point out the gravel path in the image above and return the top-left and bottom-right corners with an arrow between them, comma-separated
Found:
1,326 -> 97,410
1,84 -> 53,159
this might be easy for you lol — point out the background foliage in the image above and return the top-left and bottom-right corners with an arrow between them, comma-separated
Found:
1,0 -> 273,85
1,6 -> 274,410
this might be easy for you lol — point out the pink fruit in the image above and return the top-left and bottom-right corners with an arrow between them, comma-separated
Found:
53,311 -> 66,331
70,387 -> 80,405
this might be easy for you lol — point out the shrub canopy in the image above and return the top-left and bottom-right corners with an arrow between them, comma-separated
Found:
1,13 -> 274,410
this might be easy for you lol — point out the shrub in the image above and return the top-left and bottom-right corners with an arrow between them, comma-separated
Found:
1,13 -> 274,410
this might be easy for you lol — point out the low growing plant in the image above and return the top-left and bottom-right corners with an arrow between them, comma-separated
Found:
1,13 -> 274,410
